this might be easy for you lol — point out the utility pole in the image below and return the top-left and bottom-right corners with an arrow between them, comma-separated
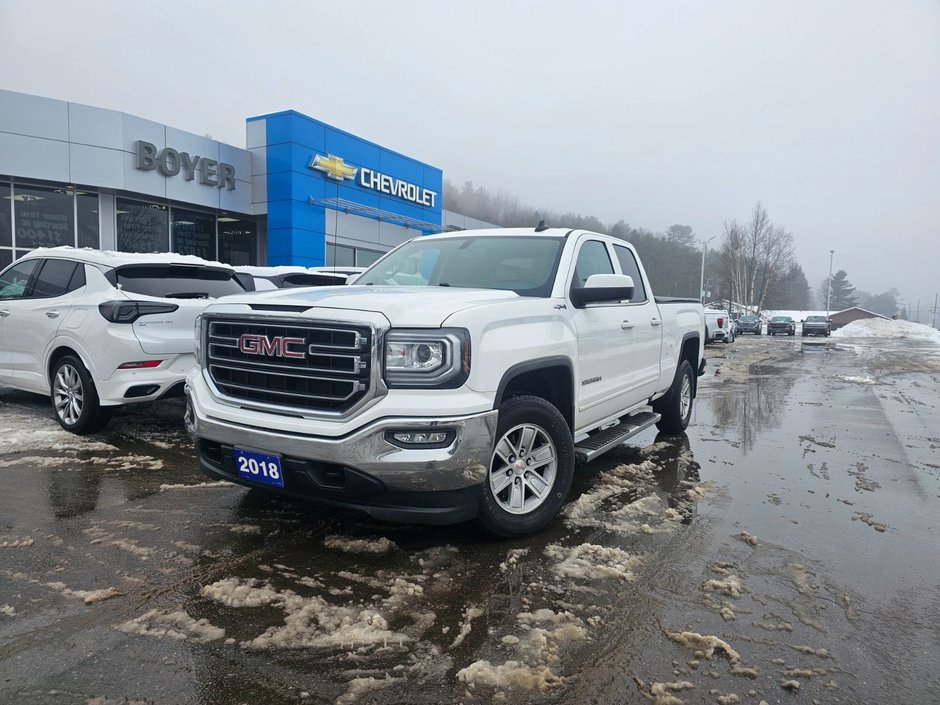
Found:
699,236 -> 715,304
825,249 -> 834,320
931,293 -> 939,329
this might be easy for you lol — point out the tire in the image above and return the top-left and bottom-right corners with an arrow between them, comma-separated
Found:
476,395 -> 575,538
50,355 -> 112,434
653,360 -> 695,434
788,331 -> 795,336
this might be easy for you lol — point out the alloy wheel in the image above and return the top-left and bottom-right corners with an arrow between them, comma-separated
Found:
53,364 -> 84,426
489,423 -> 557,515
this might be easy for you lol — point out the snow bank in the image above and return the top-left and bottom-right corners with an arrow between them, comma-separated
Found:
832,318 -> 940,343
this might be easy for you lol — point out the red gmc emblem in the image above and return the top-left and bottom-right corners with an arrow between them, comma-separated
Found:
238,334 -> 306,359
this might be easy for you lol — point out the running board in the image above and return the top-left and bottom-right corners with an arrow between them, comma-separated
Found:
574,411 -> 661,463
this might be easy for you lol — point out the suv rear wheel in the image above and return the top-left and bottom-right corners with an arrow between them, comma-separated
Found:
477,396 -> 574,538
51,355 -> 112,434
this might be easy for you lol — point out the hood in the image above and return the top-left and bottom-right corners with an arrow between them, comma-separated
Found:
213,286 -> 520,327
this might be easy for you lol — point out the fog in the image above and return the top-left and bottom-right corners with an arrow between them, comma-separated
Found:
1,1 -> 937,317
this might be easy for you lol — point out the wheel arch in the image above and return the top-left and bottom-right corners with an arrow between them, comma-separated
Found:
676,332 -> 701,396
47,343 -> 94,389
494,356 -> 575,433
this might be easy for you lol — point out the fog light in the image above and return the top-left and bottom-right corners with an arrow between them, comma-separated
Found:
392,431 -> 449,444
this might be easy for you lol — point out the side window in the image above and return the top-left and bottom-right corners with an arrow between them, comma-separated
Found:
571,240 -> 614,288
0,259 -> 41,300
613,245 -> 648,302
31,259 -> 80,299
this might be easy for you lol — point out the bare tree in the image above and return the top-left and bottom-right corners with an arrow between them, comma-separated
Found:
716,203 -> 794,311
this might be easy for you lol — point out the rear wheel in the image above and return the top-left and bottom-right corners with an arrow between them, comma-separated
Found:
477,396 -> 574,538
654,360 -> 694,434
51,356 -> 112,434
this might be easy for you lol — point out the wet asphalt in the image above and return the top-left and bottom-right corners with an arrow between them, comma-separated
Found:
0,335 -> 938,705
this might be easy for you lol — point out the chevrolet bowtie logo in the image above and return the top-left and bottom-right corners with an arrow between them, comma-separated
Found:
309,153 -> 357,181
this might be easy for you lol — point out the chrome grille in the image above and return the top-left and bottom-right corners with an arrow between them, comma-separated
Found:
206,318 -> 372,413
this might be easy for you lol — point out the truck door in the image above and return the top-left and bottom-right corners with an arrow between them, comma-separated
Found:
567,237 -> 632,426
612,244 -> 661,400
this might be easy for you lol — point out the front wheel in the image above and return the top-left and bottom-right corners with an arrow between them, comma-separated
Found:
51,355 -> 112,434
654,360 -> 695,434
477,395 -> 575,538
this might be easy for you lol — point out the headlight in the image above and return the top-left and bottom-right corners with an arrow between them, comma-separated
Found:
194,314 -> 204,366
383,328 -> 470,389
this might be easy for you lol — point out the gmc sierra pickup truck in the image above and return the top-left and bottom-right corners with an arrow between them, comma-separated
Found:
185,227 -> 705,537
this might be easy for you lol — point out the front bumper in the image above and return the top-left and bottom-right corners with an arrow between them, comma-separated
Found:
186,386 -> 498,524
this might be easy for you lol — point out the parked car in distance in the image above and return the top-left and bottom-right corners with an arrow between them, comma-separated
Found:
767,315 -> 796,336
802,315 -> 831,337
235,266 -> 348,291
0,247 -> 247,433
737,314 -> 763,335
705,310 -> 733,344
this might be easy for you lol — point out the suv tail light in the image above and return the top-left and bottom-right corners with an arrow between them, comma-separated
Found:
98,301 -> 179,324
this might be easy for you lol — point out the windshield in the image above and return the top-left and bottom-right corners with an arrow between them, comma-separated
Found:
116,265 -> 246,299
357,236 -> 565,297
741,316 -> 758,322
771,316 -> 791,322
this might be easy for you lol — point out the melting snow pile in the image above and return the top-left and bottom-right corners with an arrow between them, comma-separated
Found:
116,609 -> 224,642
323,535 -> 398,555
832,318 -> 940,344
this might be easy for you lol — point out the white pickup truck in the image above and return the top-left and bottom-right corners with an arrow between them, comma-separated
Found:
185,227 -> 705,536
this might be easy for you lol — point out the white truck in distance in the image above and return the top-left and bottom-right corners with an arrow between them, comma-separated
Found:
185,228 -> 706,536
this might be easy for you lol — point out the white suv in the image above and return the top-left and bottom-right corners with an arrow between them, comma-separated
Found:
0,247 -> 245,433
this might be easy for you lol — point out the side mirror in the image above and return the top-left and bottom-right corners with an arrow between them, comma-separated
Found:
345,273 -> 361,285
571,274 -> 634,308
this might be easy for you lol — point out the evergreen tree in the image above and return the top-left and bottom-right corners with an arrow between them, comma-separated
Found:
764,264 -> 811,309
822,270 -> 858,310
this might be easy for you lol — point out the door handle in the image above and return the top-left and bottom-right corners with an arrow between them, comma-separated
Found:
0,309 -> 9,318
651,318 -> 662,326
621,320 -> 636,330
45,310 -> 60,318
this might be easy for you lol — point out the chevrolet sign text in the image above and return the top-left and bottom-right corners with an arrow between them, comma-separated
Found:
358,168 -> 437,208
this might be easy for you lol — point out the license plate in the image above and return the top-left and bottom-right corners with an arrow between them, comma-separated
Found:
233,448 -> 284,488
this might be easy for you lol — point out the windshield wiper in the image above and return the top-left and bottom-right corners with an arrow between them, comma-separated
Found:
164,292 -> 209,299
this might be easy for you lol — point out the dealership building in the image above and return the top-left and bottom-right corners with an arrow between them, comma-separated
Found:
0,88 -> 490,272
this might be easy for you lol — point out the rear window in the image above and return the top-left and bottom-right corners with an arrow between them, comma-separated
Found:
115,265 -> 245,299
281,273 -> 346,288
806,316 -> 826,322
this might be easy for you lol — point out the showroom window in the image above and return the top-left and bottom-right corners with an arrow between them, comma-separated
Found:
172,208 -> 216,260
116,198 -> 169,253
356,248 -> 383,267
1,183 -> 99,264
76,191 -> 99,249
13,184 -> 76,250
218,216 -> 257,265
0,180 -> 11,270
1,181 -> 11,249
326,243 -> 355,268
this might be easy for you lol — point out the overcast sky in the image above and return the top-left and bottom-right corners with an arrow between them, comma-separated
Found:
1,1 -> 937,315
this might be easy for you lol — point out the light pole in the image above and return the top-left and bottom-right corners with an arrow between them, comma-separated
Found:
825,249 -> 834,319
699,236 -> 715,304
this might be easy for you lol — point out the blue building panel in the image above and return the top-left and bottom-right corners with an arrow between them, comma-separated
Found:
251,108 -> 443,266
